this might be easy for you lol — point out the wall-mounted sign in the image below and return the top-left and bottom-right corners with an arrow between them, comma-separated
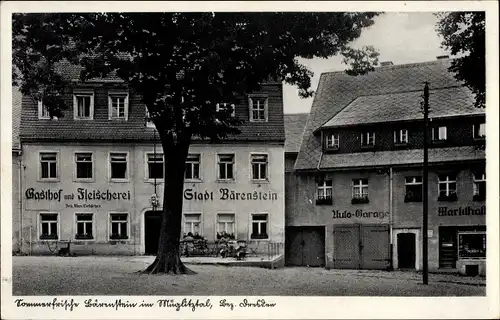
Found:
438,205 -> 486,217
332,209 -> 388,220
184,188 -> 278,201
25,188 -> 131,202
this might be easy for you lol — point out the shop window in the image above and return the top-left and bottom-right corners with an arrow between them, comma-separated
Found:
251,214 -> 268,239
251,154 -> 268,181
458,232 -> 486,259
394,129 -> 408,145
40,152 -> 58,180
325,134 -> 340,150
352,179 -> 369,204
432,126 -> 447,142
75,213 -> 93,240
218,154 -> 234,180
39,213 -> 59,240
248,96 -> 268,122
217,213 -> 235,238
110,153 -> 128,180
472,123 -> 486,140
38,100 -> 50,119
147,153 -> 164,180
438,174 -> 457,201
473,171 -> 486,201
108,93 -> 129,120
405,176 -> 422,202
109,213 -> 128,240
183,213 -> 201,236
316,180 -> 333,205
75,152 -> 93,180
361,132 -> 375,148
216,102 -> 236,117
185,154 -> 201,180
73,91 -> 94,120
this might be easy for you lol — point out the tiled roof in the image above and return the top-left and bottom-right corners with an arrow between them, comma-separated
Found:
284,113 -> 308,153
295,58 -> 479,170
12,86 -> 22,150
321,86 -> 483,128
320,146 -> 485,170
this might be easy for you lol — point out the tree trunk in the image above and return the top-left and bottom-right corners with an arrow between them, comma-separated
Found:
142,137 -> 195,275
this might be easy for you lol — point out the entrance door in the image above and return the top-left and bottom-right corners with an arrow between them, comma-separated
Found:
397,233 -> 416,269
145,211 -> 163,255
285,226 -> 325,267
333,224 -> 390,270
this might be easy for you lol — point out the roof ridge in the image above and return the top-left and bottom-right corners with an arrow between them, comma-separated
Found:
350,84 -> 465,100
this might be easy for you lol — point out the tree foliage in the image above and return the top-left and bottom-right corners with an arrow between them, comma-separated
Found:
436,12 -> 485,108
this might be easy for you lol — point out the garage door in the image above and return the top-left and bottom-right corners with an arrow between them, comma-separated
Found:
333,224 -> 390,270
285,226 -> 325,267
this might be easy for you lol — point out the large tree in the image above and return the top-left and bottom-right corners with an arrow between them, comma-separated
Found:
436,12 -> 485,108
13,12 -> 379,274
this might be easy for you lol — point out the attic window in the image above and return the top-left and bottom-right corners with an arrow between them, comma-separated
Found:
38,100 -> 50,119
324,133 -> 339,150
108,92 -> 129,120
73,90 -> 94,120
248,95 -> 268,122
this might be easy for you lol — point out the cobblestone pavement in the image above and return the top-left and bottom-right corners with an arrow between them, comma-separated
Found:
11,256 -> 485,296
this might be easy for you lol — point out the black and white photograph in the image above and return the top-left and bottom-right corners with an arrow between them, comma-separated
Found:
1,1 -> 499,319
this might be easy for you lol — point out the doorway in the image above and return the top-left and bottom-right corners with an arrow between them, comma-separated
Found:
144,211 -> 163,255
285,226 -> 325,267
397,233 -> 416,269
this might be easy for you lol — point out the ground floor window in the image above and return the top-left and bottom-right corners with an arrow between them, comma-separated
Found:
217,213 -> 235,238
251,214 -> 268,239
39,213 -> 58,240
458,231 -> 486,259
184,213 -> 201,236
110,213 -> 129,240
75,213 -> 93,240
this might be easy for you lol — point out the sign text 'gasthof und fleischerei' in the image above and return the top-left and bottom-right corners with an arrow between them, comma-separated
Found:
184,188 -> 278,201
25,188 -> 131,202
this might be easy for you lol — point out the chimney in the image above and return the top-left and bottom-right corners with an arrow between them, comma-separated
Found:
380,61 -> 394,66
437,55 -> 449,60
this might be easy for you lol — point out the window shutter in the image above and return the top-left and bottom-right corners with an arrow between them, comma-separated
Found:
393,130 -> 396,143
264,98 -> 269,122
125,94 -> 129,121
472,124 -> 475,138
248,97 -> 253,121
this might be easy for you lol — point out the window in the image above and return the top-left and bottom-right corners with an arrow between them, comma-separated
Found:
352,179 -> 369,204
432,126 -> 447,141
145,110 -> 155,128
185,154 -> 201,180
73,92 -> 94,119
249,96 -> 268,122
184,213 -> 201,236
40,152 -> 57,180
361,132 -> 375,147
109,213 -> 128,240
473,123 -> 486,139
251,214 -> 268,239
218,154 -> 234,180
316,180 -> 333,205
473,171 -> 486,201
458,232 -> 486,259
251,154 -> 268,180
438,174 -> 457,201
75,213 -> 93,240
110,153 -> 128,180
147,153 -> 164,180
394,129 -> 408,145
325,134 -> 340,150
109,93 -> 129,120
75,152 -> 93,180
217,213 -> 235,236
405,176 -> 422,202
216,102 -> 236,117
38,100 -> 50,119
39,213 -> 58,240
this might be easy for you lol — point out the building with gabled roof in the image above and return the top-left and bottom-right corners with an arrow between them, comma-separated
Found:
286,58 -> 486,275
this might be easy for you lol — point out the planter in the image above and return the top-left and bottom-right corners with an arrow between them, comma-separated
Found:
351,197 -> 369,204
316,197 -> 333,205
438,193 -> 458,202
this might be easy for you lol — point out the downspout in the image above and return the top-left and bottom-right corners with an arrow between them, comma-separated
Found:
18,149 -> 23,253
317,131 -> 324,171
389,166 -> 394,270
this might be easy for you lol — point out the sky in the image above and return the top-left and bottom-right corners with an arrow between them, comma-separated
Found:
283,12 -> 450,114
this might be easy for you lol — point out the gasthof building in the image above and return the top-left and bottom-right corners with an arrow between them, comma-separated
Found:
15,64 -> 285,256
288,58 -> 486,275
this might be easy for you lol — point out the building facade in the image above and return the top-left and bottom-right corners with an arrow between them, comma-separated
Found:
15,70 -> 285,256
289,58 -> 486,275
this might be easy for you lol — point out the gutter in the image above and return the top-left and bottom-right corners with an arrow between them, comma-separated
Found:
15,148 -> 23,253
389,166 -> 393,270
